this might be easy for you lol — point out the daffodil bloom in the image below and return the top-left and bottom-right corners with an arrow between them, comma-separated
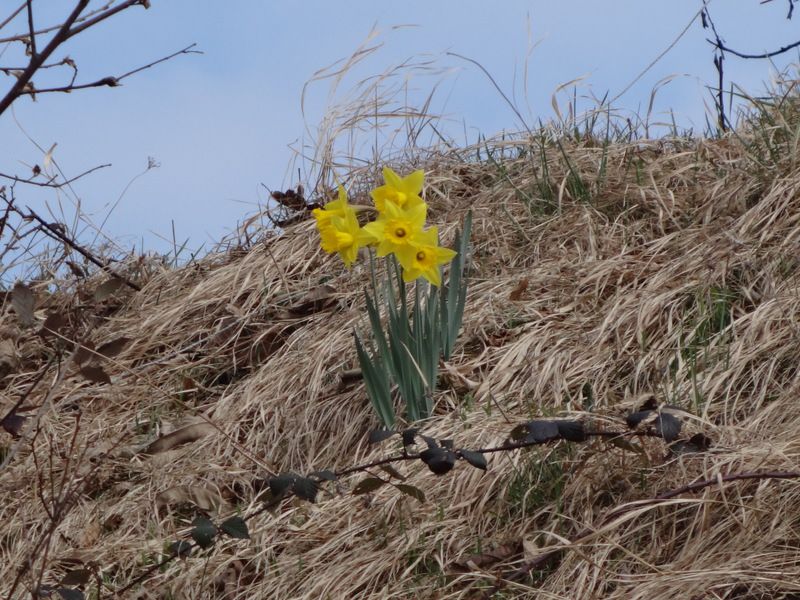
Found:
362,200 -> 426,258
395,227 -> 457,286
312,185 -> 350,232
314,185 -> 376,267
370,167 -> 425,212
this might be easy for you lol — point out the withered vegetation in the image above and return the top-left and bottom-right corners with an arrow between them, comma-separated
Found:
4,77 -> 800,599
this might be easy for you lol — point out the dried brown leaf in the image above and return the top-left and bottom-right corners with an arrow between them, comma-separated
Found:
11,282 -> 35,327
288,284 -> 336,316
96,336 -> 131,358
144,423 -> 215,454
39,312 -> 69,338
73,342 -> 95,366
94,278 -> 124,302
509,278 -> 529,301
79,365 -> 111,385
0,338 -> 19,378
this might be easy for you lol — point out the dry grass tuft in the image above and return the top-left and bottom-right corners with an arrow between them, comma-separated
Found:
4,67 -> 800,599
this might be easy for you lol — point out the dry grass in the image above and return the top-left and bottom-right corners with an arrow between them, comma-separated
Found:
4,70 -> 800,599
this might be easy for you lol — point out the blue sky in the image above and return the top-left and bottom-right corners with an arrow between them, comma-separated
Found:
0,1 -> 797,257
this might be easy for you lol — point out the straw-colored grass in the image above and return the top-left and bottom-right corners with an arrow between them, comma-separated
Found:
4,76 -> 800,599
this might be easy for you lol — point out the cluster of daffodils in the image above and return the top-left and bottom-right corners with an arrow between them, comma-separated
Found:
312,167 -> 456,286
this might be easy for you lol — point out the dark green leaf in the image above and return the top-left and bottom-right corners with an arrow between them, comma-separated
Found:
60,569 -> 92,586
459,449 -> 487,470
308,469 -> 337,481
509,423 -> 529,441
688,432 -> 712,450
669,433 -> 712,456
524,420 -> 560,443
420,447 -> 456,475
556,420 -> 587,442
368,429 -> 395,444
219,516 -> 249,540
169,540 -> 193,557
401,428 -> 418,446
1,413 -> 25,437
293,477 -> 319,503
268,472 -> 297,497
190,516 -> 217,549
395,484 -> 426,503
420,434 -> 439,449
653,413 -> 682,443
379,464 -> 406,481
353,477 -> 385,494
625,410 -> 654,429
637,395 -> 659,411
56,589 -> 84,600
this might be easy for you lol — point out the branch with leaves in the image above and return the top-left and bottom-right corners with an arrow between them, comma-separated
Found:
91,402 -> 719,599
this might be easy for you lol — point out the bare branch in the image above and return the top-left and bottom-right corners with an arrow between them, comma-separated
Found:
0,162 -> 111,188
25,0 -> 35,57
0,0 -> 89,117
0,197 -> 141,291
0,3 -> 25,33
66,0 -> 149,39
0,1 -> 112,43
0,0 -> 158,117
16,44 -> 201,96
710,36 -> 800,59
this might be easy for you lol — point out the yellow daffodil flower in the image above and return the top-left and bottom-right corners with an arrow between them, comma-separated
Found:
315,185 -> 376,267
312,185 -> 350,232
370,167 -> 425,212
362,200 -> 426,258
395,227 -> 457,286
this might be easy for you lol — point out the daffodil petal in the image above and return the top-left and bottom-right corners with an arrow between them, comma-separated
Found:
382,166 -> 402,189
402,170 -> 425,196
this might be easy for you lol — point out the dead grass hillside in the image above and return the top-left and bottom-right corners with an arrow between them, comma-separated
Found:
3,92 -> 800,599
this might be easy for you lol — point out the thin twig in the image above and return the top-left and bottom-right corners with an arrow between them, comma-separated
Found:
0,1 -> 112,43
0,0 -> 89,117
710,37 -> 800,60
16,43 -> 201,96
0,162 -> 110,188
0,3 -> 25,32
24,0 -> 35,57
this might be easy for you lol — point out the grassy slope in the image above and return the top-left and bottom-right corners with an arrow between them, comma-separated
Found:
2,96 -> 800,599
